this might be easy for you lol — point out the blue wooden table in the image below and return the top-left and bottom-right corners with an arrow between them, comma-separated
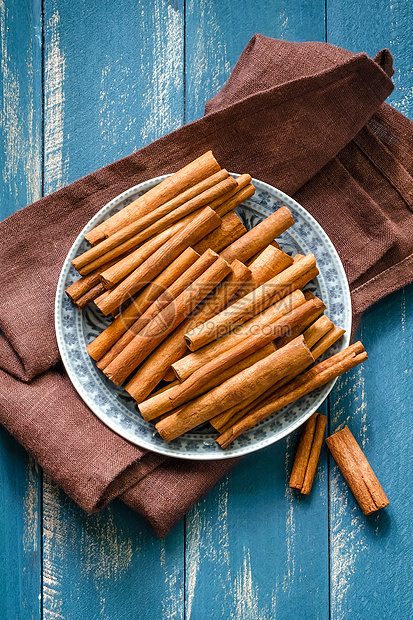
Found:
1,1 -> 412,618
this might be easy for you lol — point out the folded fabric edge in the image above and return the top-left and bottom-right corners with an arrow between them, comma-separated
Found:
121,457 -> 241,538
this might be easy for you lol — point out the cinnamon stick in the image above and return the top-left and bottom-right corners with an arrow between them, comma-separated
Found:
66,250 -> 134,303
86,247 -> 199,361
66,271 -> 102,304
83,219 -> 180,277
215,183 -> 256,217
326,426 -> 389,514
193,211 -> 246,254
139,343 -> 275,421
85,151 -> 221,244
163,368 -> 178,382
249,245 -> 294,284
232,245 -> 294,302
301,413 -> 327,494
210,317 -> 344,433
170,298 -> 325,409
95,207 -> 221,315
303,315 -> 334,348
289,412 -> 327,494
311,325 -> 346,360
72,171 -> 234,273
96,249 -> 218,369
76,283 -> 106,309
184,253 -> 317,351
208,174 -> 252,211
99,206 -> 215,287
216,343 -> 367,448
274,296 -> 326,347
172,289 -> 306,382
219,207 -> 294,264
105,256 -> 231,385
214,339 -> 362,435
155,336 -> 314,442
124,259 -> 252,402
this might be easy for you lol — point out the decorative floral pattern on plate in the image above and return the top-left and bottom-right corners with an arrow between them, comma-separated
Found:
55,174 -> 351,459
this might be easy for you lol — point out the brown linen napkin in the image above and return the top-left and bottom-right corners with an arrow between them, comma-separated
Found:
1,35 -> 412,537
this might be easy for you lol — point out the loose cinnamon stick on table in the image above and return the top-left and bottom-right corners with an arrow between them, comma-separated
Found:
216,342 -> 367,449
289,412 -> 327,494
104,256 -> 231,385
184,253 -> 317,351
326,426 -> 389,514
85,150 -> 221,245
96,249 -> 218,370
172,289 -> 306,382
155,336 -> 314,442
124,259 -> 252,402
193,211 -> 247,254
95,207 -> 221,315
72,171 -> 234,273
86,247 -> 200,361
220,206 -> 294,264
139,342 -> 276,421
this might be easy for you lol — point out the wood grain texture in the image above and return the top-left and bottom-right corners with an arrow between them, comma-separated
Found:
0,0 -> 42,617
329,289 -> 413,619
327,0 -> 413,115
185,0 -> 326,123
184,4 -> 330,618
42,479 -> 184,620
185,414 -> 329,619
41,1 -> 185,618
327,3 -> 413,617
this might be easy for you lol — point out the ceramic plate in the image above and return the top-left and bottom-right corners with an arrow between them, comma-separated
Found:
55,174 -> 351,459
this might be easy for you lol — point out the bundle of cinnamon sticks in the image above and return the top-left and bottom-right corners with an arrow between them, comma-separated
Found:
67,151 -> 368,449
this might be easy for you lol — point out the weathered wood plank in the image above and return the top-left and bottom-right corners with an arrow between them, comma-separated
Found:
41,1 -> 186,617
0,0 -> 42,617
43,480 -> 185,620
183,4 -> 330,618
329,287 -> 413,619
185,409 -> 329,620
326,0 -> 413,113
327,2 -> 413,617
185,0 -> 326,123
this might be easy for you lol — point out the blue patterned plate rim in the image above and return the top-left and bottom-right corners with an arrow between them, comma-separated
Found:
55,174 -> 352,460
